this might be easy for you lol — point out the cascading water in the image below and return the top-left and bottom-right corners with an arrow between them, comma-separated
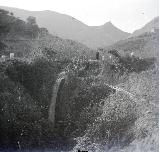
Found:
48,71 -> 67,127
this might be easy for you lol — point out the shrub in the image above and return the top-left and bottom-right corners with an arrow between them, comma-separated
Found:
0,62 -> 43,149
1,58 -> 69,149
72,90 -> 139,151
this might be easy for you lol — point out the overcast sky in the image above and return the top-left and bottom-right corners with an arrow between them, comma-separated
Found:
0,0 -> 159,32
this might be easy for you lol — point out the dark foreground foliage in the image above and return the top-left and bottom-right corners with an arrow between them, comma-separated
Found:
0,51 -> 157,151
0,58 -> 73,151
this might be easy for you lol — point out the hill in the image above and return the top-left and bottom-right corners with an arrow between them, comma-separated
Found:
103,31 -> 159,58
27,35 -> 95,61
2,50 -> 157,151
131,17 -> 159,37
0,8 -> 94,60
0,6 -> 158,152
0,6 -> 130,48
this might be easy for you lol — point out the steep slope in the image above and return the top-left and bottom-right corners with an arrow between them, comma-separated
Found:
0,8 -> 94,60
2,35 -> 94,61
72,22 -> 130,48
0,6 -> 130,48
131,17 -> 159,37
28,35 -> 95,61
104,31 -> 159,58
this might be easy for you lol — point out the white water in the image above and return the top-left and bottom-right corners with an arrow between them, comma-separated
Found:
48,60 -> 136,127
48,71 -> 67,126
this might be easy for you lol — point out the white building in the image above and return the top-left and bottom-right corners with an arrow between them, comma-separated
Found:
102,55 -> 105,61
131,52 -> 134,56
10,53 -> 14,59
151,28 -> 155,33
1,55 -> 6,62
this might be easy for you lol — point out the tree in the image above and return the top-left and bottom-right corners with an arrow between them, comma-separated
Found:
26,16 -> 40,38
10,12 -> 14,16
27,16 -> 36,25
0,9 -> 9,15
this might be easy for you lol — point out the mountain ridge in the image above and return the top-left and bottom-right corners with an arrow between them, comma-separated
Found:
131,16 -> 159,37
0,6 -> 130,48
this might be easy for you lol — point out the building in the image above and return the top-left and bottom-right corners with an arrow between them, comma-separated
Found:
131,52 -> 134,56
10,53 -> 14,59
39,28 -> 49,37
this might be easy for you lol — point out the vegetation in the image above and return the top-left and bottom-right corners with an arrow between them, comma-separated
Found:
0,9 -> 39,39
105,31 -> 159,58
0,8 -> 158,152
0,43 -> 157,151
0,9 -> 94,59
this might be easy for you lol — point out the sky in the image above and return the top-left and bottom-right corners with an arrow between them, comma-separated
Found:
0,0 -> 159,32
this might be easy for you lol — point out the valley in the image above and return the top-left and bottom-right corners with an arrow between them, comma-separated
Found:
0,7 -> 159,152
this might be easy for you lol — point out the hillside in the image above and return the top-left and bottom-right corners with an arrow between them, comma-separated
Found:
131,17 -> 159,37
0,6 -> 130,48
27,35 -> 95,61
0,6 -> 158,152
1,49 -> 157,151
1,36 -> 94,61
0,9 -> 94,60
104,31 -> 159,58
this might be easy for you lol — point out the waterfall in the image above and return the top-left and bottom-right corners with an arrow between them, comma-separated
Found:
48,71 -> 67,126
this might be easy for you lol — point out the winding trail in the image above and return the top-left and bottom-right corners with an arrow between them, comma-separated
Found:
98,59 -> 136,100
104,82 -> 136,100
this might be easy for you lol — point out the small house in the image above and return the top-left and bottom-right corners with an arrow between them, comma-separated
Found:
10,53 -> 14,59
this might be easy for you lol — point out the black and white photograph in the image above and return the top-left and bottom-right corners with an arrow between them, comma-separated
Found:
0,0 -> 159,151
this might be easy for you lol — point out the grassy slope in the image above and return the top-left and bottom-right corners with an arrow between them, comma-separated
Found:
71,32 -> 159,151
116,68 -> 159,152
1,30 -> 158,151
2,35 -> 95,60
0,9 -> 96,150
0,8 -> 94,60
104,32 -> 159,58
27,35 -> 95,61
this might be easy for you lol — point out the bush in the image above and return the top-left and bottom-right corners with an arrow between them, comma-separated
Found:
0,62 -> 43,149
0,58 -> 70,150
72,90 -> 139,151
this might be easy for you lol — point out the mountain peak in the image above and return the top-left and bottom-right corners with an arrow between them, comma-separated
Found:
0,6 -> 130,48
43,10 -> 52,12
103,21 -> 113,26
